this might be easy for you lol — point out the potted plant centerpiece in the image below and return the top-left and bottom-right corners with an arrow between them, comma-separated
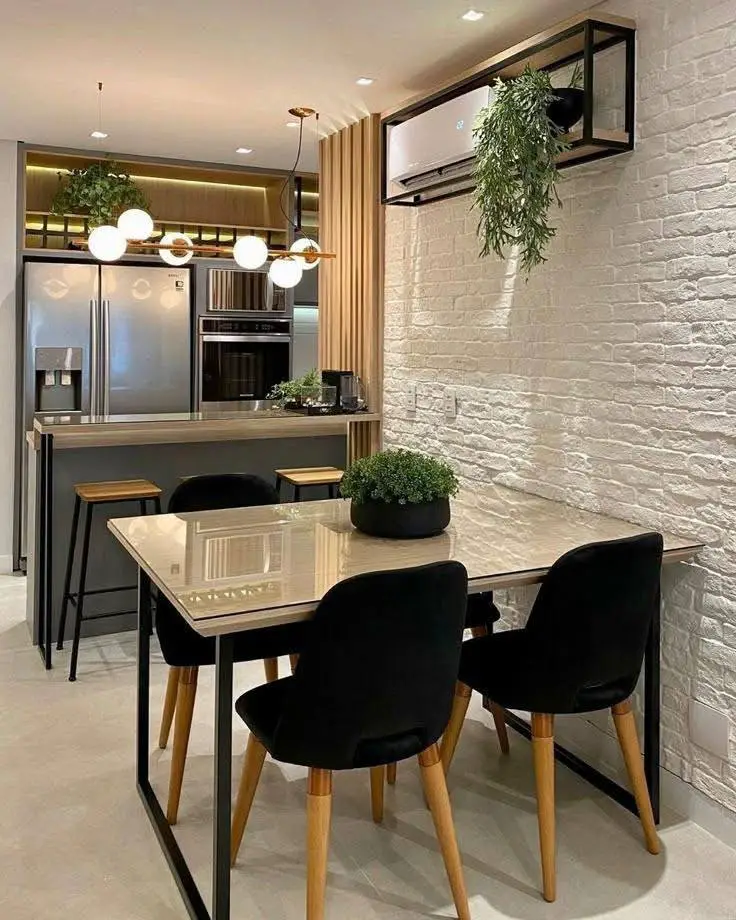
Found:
340,448 -> 459,539
267,369 -> 322,410
472,63 -> 583,275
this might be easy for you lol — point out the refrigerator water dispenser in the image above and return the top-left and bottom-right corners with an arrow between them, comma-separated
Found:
34,347 -> 82,413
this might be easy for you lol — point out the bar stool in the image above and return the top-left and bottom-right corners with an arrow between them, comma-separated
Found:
275,466 -> 344,502
57,479 -> 163,682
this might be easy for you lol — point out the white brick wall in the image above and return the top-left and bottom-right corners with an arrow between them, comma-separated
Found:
383,0 -> 736,816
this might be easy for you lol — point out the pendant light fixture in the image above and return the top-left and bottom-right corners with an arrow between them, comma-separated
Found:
80,106 -> 334,279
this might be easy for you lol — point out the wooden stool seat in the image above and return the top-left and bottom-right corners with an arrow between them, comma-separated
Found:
275,467 -> 344,503
275,467 -> 344,487
74,479 -> 163,503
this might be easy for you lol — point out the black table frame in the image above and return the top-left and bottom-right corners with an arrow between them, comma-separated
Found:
36,432 -> 54,670
137,570 -> 235,920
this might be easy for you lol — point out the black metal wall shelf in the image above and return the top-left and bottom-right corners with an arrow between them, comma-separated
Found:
381,10 -> 636,206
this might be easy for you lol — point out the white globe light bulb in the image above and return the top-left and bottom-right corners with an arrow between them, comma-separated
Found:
117,208 -> 154,240
233,235 -> 268,269
88,225 -> 127,262
269,256 -> 303,289
159,233 -> 193,266
290,237 -> 321,270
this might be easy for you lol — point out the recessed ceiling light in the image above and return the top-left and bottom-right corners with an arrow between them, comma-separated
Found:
356,77 -> 374,86
235,146 -> 253,154
286,121 -> 300,128
461,9 -> 485,21
90,130 -> 108,139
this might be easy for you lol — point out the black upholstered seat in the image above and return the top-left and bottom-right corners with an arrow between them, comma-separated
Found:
458,533 -> 664,714
156,473 -> 307,825
442,532 -> 664,903
465,591 -> 501,630
230,561 -> 473,920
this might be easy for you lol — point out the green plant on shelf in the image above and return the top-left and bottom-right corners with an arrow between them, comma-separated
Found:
472,63 -> 582,277
51,161 -> 150,228
340,449 -> 459,505
267,368 -> 322,406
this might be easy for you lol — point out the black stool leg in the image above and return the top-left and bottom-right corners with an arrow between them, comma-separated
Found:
57,495 -> 82,650
329,484 -> 337,499
294,484 -> 301,503
154,496 -> 162,515
140,499 -> 147,515
276,477 -> 283,501
69,502 -> 94,682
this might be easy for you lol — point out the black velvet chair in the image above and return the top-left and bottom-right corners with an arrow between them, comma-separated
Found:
231,561 -> 472,920
156,473 -> 308,825
441,533 -> 663,903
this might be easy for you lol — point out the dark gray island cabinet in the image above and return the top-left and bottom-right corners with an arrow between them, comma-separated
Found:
26,410 -> 380,667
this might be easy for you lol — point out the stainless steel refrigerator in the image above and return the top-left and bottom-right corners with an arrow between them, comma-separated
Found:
16,260 -> 192,566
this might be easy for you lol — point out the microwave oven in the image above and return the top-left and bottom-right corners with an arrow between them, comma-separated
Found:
208,268 -> 287,313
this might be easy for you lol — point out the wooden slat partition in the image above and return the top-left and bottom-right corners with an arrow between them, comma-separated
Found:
319,115 -> 383,462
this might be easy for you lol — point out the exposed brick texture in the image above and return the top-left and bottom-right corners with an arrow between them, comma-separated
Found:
383,0 -> 736,814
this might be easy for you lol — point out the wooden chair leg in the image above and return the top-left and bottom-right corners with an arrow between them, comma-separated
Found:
490,702 -> 510,755
231,733 -> 268,865
166,666 -> 198,826
440,682 -> 472,774
289,653 -> 300,674
418,744 -> 471,920
370,766 -> 385,823
386,762 -> 397,785
158,666 -> 181,750
306,768 -> 332,920
612,700 -> 660,855
531,713 -> 556,903
264,658 -> 279,682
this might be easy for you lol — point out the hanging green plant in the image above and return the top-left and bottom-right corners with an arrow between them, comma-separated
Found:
472,64 -> 583,276
51,161 -> 150,228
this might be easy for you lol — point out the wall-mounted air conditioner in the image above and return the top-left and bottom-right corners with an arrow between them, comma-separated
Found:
386,86 -> 494,200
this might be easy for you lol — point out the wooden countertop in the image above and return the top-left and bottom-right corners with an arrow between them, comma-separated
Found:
108,484 -> 703,637
29,410 -> 381,450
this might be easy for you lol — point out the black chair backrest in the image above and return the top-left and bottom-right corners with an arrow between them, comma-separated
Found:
157,474 -> 279,665
525,532 -> 663,707
269,561 -> 469,771
168,473 -> 278,514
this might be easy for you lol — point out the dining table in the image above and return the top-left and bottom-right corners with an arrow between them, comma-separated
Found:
108,483 -> 703,920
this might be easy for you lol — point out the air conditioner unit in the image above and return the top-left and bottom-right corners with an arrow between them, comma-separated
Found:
387,86 -> 494,196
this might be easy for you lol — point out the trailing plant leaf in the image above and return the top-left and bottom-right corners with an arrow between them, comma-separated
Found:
51,161 -> 150,227
340,449 -> 459,505
472,65 -> 573,276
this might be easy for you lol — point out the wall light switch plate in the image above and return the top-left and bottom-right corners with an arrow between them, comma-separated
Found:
407,383 -> 417,411
444,388 -> 457,418
689,699 -> 729,759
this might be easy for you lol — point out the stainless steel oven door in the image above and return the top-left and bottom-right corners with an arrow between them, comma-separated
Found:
199,333 -> 291,405
207,268 -> 287,313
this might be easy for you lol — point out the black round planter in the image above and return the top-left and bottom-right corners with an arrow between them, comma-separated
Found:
547,87 -> 585,132
350,498 -> 451,539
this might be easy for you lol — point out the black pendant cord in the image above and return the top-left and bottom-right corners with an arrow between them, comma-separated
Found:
278,117 -> 306,241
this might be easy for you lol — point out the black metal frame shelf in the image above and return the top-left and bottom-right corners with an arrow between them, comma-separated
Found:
381,12 -> 636,206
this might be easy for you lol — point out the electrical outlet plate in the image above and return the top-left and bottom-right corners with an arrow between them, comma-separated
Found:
407,383 -> 417,410
444,388 -> 457,418
689,699 -> 729,759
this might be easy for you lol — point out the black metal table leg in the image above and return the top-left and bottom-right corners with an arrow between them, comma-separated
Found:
135,568 -> 211,920
36,432 -> 54,669
213,635 -> 234,920
644,588 -> 661,823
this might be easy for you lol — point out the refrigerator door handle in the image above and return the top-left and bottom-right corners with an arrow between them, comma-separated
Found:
102,299 -> 111,416
90,298 -> 99,417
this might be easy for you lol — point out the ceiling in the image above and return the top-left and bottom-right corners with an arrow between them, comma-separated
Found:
2,0 -> 597,172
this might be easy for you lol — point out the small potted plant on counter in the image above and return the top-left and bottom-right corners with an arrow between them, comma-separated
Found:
267,368 -> 322,410
341,448 -> 459,539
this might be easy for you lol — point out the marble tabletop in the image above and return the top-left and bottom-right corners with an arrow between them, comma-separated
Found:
108,484 -> 703,637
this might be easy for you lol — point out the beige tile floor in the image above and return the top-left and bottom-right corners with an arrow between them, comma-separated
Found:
1,574 -> 735,920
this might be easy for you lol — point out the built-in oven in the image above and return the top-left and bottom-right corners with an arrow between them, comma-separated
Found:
198,317 -> 291,409
207,268 -> 287,314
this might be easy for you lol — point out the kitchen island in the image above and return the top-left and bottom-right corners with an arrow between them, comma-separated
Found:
27,409 -> 380,668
